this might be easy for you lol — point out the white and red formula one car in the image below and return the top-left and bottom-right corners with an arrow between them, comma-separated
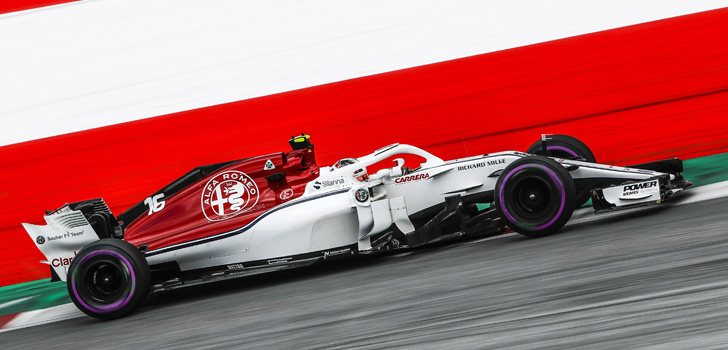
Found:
22,134 -> 690,319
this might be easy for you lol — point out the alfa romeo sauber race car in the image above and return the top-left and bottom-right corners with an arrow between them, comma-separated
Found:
22,134 -> 691,319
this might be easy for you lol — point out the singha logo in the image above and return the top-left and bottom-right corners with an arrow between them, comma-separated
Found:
201,170 -> 260,222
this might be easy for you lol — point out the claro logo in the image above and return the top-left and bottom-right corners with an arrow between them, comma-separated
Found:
395,173 -> 430,184
52,256 -> 74,267
622,181 -> 658,192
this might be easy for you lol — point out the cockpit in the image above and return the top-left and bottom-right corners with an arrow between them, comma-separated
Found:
332,158 -> 359,169
319,144 -> 444,186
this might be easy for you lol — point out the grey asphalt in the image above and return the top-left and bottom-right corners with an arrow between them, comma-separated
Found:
2,196 -> 728,349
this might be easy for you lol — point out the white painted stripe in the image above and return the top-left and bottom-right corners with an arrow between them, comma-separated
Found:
0,303 -> 81,333
2,0 -> 727,146
2,180 -> 727,332
0,296 -> 34,311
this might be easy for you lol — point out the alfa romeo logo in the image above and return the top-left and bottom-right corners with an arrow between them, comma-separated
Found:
355,188 -> 369,203
36,236 -> 45,245
201,170 -> 259,222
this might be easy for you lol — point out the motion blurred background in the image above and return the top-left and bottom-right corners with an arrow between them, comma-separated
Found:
1,0 -> 727,289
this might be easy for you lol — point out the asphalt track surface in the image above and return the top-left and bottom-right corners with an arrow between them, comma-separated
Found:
2,196 -> 728,349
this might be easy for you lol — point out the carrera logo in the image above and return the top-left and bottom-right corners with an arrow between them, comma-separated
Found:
201,170 -> 260,222
394,173 -> 430,184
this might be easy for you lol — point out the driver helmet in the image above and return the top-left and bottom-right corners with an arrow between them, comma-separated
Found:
334,158 -> 358,169
353,167 -> 368,182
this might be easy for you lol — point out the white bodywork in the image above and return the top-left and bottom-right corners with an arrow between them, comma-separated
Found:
21,206 -> 105,282
144,144 -> 666,270
23,144 -> 670,279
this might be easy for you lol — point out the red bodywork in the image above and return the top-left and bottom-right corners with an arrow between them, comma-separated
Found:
123,146 -> 319,251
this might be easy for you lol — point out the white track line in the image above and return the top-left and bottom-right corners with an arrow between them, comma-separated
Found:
0,303 -> 81,333
2,180 -> 728,332
0,296 -> 34,311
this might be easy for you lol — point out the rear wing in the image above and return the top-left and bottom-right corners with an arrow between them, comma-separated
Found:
21,199 -> 114,281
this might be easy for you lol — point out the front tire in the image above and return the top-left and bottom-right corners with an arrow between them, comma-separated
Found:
494,156 -> 577,237
67,239 -> 150,320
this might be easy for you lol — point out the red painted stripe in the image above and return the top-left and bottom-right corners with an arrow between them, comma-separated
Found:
0,1 -> 76,15
0,313 -> 18,329
2,8 -> 728,286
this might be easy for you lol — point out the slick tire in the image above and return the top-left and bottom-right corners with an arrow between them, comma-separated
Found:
527,134 -> 596,207
67,239 -> 150,320
494,156 -> 577,237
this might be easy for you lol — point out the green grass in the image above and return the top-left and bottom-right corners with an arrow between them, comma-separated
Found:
0,279 -> 69,316
682,152 -> 728,187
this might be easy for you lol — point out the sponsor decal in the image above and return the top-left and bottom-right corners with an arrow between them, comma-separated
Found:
51,256 -> 74,267
267,257 -> 293,265
620,180 -> 659,199
394,173 -> 430,184
457,158 -> 506,171
279,188 -> 294,200
355,188 -> 370,203
144,193 -> 165,215
323,248 -> 352,258
36,236 -> 45,245
226,263 -> 245,270
313,178 -> 345,189
264,159 -> 276,171
43,231 -> 84,243
201,170 -> 260,222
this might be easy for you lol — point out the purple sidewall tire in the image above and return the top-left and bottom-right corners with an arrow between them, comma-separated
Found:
498,164 -> 566,230
495,156 -> 576,237
546,145 -> 579,158
70,249 -> 136,314
67,239 -> 150,320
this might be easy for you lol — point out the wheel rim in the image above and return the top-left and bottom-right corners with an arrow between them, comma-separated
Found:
71,249 -> 136,314
84,260 -> 126,303
512,176 -> 553,219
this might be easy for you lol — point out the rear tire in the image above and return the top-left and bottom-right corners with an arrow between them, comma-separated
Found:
67,239 -> 150,320
494,156 -> 577,237
527,134 -> 595,207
